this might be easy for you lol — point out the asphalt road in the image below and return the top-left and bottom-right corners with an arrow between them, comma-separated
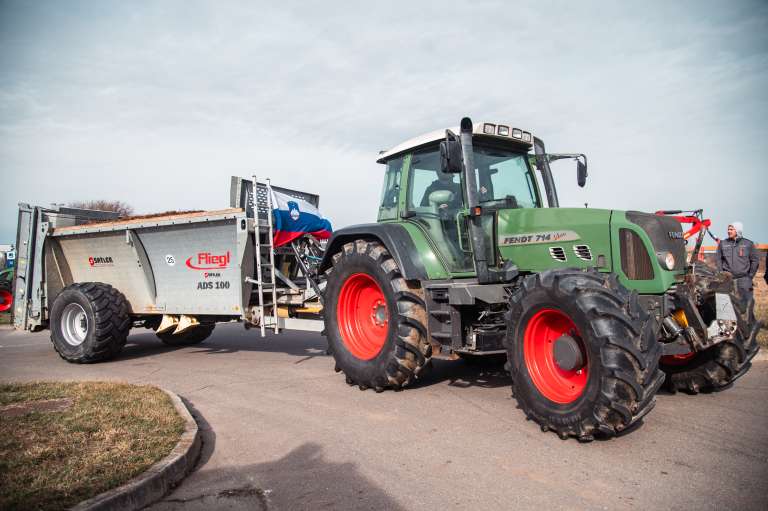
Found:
1,323 -> 767,511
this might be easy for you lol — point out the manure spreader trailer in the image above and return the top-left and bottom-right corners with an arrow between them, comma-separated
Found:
12,117 -> 761,441
13,178 -> 326,351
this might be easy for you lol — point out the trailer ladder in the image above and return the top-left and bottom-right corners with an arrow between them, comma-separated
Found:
251,176 -> 279,337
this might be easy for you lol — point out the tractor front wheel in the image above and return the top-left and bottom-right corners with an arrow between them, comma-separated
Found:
324,240 -> 431,391
662,264 -> 760,393
505,269 -> 665,441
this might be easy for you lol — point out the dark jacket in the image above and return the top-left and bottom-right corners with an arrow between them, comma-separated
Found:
716,237 -> 759,278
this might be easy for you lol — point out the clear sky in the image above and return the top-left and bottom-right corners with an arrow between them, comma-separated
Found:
1,0 -> 766,245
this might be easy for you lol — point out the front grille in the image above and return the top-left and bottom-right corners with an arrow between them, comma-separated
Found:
626,211 -> 686,271
549,247 -> 567,262
620,228 -> 654,280
573,245 -> 592,261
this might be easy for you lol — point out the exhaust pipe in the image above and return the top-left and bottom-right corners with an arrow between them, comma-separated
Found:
459,117 -> 492,284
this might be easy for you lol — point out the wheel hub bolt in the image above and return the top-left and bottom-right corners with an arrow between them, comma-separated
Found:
371,300 -> 387,326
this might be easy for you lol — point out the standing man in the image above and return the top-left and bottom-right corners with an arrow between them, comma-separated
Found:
764,250 -> 768,286
716,221 -> 760,301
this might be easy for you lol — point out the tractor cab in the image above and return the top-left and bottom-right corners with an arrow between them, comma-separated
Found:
376,118 -> 585,282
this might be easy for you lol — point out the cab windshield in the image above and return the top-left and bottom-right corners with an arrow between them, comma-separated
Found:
473,145 -> 540,208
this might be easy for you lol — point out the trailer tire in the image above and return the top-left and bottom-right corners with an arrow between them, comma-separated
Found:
661,264 -> 760,393
324,239 -> 430,391
50,282 -> 131,363
505,269 -> 665,441
157,324 -> 215,346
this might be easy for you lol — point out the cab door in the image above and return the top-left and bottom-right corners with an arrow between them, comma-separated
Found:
405,146 -> 473,274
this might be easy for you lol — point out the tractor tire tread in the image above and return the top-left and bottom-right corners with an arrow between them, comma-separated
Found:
325,239 -> 430,390
505,268 -> 664,441
662,267 -> 760,393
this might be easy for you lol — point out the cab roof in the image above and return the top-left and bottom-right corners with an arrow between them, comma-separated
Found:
376,121 -> 533,163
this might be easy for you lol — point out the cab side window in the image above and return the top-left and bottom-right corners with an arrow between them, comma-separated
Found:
378,156 -> 403,221
408,148 -> 462,211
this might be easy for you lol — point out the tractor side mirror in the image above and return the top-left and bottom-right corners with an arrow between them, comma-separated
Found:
577,159 -> 588,187
440,131 -> 463,174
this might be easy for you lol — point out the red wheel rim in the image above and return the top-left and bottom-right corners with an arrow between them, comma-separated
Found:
661,353 -> 695,366
337,273 -> 389,360
0,290 -> 12,313
524,308 -> 588,404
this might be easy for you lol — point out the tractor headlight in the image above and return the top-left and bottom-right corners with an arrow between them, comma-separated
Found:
483,123 -> 496,134
497,125 -> 510,136
512,128 -> 522,139
657,251 -> 675,270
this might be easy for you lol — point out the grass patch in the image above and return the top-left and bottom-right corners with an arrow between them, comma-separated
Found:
0,381 -> 185,511
0,313 -> 10,324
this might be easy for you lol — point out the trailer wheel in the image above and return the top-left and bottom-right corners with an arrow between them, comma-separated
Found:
662,265 -> 760,393
324,239 -> 430,391
505,269 -> 664,441
157,324 -> 215,346
50,282 -> 131,363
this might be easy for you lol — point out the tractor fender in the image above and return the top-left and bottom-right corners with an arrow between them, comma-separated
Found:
319,223 -> 429,281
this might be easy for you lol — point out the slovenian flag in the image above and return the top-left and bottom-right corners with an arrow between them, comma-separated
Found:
271,190 -> 333,247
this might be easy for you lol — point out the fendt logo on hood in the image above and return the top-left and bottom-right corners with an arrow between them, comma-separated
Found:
88,256 -> 114,267
186,251 -> 231,270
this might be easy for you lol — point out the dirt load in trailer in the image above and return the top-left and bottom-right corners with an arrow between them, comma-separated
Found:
12,178 -> 330,362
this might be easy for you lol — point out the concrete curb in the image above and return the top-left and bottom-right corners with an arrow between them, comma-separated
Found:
71,389 -> 201,511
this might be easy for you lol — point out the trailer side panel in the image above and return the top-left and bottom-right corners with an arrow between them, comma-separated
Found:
138,219 -> 244,315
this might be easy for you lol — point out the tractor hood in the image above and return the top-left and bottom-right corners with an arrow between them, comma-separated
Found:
496,208 -> 685,293
497,208 -> 613,273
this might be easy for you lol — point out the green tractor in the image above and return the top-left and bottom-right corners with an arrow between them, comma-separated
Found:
319,117 -> 760,441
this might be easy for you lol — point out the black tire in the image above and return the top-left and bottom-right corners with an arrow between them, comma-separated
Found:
661,264 -> 760,393
157,324 -> 215,346
50,282 -> 131,363
505,269 -> 665,441
324,239 -> 431,391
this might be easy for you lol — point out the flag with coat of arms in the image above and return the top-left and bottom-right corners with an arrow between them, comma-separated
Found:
271,190 -> 333,247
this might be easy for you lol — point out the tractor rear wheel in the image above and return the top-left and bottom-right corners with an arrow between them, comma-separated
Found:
50,282 -> 131,363
505,269 -> 664,441
0,282 -> 12,314
324,239 -> 431,391
661,264 -> 760,393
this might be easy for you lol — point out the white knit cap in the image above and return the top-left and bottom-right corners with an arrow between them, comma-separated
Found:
729,221 -> 743,237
